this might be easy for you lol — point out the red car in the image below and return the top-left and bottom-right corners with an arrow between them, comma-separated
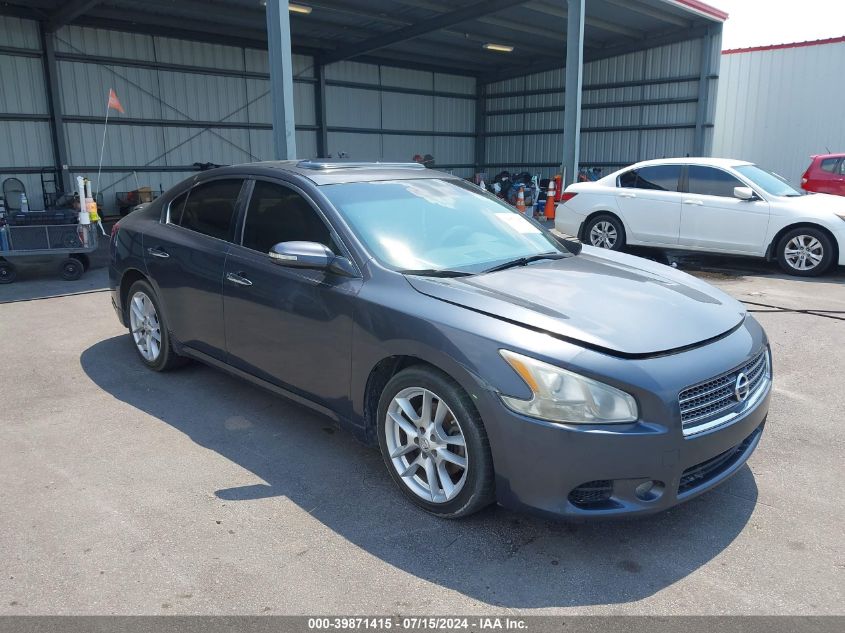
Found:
801,154 -> 845,196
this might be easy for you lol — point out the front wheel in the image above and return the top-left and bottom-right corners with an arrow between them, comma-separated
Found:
0,261 -> 16,284
583,214 -> 626,251
776,228 -> 834,276
377,367 -> 495,518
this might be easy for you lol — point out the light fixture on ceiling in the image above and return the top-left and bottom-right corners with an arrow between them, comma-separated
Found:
288,2 -> 313,14
483,43 -> 514,53
260,1 -> 313,13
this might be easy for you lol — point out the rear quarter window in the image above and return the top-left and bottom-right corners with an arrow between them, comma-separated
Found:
820,158 -> 838,173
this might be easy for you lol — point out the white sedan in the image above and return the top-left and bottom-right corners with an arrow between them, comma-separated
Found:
555,157 -> 845,276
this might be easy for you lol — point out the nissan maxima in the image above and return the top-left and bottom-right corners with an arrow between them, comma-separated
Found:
109,161 -> 772,519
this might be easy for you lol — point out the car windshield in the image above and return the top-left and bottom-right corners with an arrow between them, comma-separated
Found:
735,165 -> 802,197
321,178 -> 568,273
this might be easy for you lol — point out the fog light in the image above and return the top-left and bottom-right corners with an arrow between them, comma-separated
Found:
635,480 -> 664,501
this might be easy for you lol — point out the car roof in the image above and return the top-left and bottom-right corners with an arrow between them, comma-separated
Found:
623,157 -> 753,170
193,160 -> 459,186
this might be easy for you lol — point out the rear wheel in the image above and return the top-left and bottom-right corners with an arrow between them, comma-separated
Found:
377,366 -> 494,518
59,257 -> 83,281
126,280 -> 186,371
584,213 -> 625,251
776,227 -> 834,276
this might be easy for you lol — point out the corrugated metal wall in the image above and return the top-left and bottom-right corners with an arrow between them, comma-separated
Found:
52,24 -> 318,209
484,36 -> 718,180
0,16 -> 53,209
0,18 -> 475,212
712,40 -> 845,187
325,61 -> 475,176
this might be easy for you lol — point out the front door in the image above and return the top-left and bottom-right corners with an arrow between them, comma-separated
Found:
223,179 -> 361,414
143,178 -> 245,360
679,165 -> 770,254
614,164 -> 683,245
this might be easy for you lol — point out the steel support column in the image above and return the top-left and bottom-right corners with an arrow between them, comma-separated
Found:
694,25 -> 717,156
474,82 -> 486,175
265,0 -> 297,159
561,0 -> 585,186
40,26 -> 71,194
315,64 -> 328,158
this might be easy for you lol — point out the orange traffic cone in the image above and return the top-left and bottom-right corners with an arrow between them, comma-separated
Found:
553,174 -> 563,202
544,179 -> 556,220
516,185 -> 526,214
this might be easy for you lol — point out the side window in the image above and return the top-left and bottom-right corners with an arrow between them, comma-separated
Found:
178,179 -> 243,241
820,158 -> 837,173
167,191 -> 189,224
688,166 -> 744,197
837,160 -> 845,176
241,180 -> 337,254
633,165 -> 681,191
618,170 -> 637,188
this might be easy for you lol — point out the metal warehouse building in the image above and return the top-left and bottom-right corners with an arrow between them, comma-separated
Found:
712,36 -> 845,187
0,0 -> 727,213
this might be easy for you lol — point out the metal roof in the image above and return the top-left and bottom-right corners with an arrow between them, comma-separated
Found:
723,35 -> 845,55
2,0 -> 727,79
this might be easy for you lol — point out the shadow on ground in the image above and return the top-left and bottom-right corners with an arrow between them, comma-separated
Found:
81,335 -> 758,608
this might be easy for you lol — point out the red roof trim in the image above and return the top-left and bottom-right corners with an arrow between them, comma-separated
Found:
668,0 -> 729,22
723,35 -> 845,54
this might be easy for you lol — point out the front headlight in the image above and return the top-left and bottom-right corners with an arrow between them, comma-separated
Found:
499,350 -> 638,424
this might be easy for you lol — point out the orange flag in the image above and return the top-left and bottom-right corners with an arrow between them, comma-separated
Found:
107,88 -> 125,114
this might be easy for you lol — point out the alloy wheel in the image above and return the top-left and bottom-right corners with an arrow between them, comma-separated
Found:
589,220 -> 618,249
129,291 -> 162,362
784,235 -> 823,271
384,387 -> 468,504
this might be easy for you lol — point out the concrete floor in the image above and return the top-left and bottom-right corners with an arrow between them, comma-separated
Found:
0,246 -> 843,615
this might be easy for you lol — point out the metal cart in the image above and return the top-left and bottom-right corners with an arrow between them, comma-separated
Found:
0,223 -> 99,284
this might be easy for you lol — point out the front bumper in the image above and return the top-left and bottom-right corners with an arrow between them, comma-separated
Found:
472,332 -> 772,519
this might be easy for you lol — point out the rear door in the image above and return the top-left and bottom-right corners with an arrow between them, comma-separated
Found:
678,165 -> 770,254
143,178 -> 246,360
808,157 -> 843,194
222,178 -> 361,412
614,164 -> 682,244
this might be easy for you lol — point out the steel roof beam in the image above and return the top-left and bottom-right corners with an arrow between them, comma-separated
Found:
46,0 -> 104,31
526,1 -> 645,39
603,0 -> 692,28
320,0 -> 531,65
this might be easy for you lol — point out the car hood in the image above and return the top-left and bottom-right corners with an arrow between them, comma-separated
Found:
405,247 -> 747,357
780,192 -> 845,213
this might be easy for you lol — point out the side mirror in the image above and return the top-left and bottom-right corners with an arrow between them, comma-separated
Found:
269,241 -> 333,269
269,241 -> 357,277
734,186 -> 756,201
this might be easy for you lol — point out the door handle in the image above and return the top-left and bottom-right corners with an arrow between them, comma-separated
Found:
618,192 -> 637,198
226,272 -> 253,287
147,247 -> 169,258
683,199 -> 703,206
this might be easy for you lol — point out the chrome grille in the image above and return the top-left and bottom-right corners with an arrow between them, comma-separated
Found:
679,350 -> 768,431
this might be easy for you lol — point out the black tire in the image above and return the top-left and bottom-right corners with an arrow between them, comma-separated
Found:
583,213 -> 626,251
125,279 -> 187,371
0,261 -> 16,284
59,257 -> 83,281
376,366 -> 495,518
776,227 -> 835,277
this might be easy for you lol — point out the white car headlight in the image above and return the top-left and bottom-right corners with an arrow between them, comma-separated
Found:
499,350 -> 638,424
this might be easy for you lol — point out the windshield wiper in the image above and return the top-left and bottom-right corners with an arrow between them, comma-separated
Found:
482,253 -> 566,274
399,268 -> 474,278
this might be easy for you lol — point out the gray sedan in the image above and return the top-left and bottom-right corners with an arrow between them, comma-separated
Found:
108,160 -> 771,519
